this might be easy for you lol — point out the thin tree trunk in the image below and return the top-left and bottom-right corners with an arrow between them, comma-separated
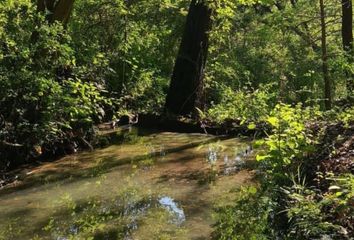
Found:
320,0 -> 332,110
342,0 -> 353,94
165,0 -> 212,116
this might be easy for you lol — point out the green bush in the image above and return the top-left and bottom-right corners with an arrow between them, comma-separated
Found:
205,84 -> 276,124
212,104 -> 354,239
283,173 -> 354,239
255,104 -> 320,178
0,0 -> 109,168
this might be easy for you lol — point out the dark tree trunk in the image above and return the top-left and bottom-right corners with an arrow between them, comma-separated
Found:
320,0 -> 332,110
342,0 -> 353,93
37,0 -> 75,26
165,0 -> 212,116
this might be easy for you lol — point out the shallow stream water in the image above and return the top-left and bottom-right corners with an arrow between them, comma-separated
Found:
0,128 -> 255,240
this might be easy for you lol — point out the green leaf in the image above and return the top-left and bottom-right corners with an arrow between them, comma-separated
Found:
267,117 -> 278,127
254,139 -> 265,147
256,155 -> 268,161
248,122 -> 256,130
335,192 -> 343,197
248,186 -> 257,194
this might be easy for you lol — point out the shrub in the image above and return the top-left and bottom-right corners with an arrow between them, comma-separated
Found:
205,84 -> 276,125
284,173 -> 354,239
255,104 -> 320,180
0,0 -> 109,168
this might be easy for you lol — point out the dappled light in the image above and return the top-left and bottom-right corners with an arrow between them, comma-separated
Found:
0,0 -> 353,239
0,131 -> 255,239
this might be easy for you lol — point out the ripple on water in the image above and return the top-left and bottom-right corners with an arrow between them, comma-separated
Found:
0,130 -> 255,240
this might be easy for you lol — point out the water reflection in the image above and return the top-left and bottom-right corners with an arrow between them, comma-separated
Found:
206,146 -> 218,165
204,142 -> 254,176
223,145 -> 253,175
158,196 -> 186,225
0,130 -> 255,240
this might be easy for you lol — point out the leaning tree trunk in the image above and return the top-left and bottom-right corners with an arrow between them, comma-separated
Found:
342,0 -> 353,94
37,0 -> 75,26
320,0 -> 332,110
165,0 -> 212,116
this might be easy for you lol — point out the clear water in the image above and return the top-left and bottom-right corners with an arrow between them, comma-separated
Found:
0,128 -> 255,240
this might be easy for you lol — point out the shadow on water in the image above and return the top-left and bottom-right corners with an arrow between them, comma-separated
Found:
3,186 -> 198,239
0,128 -> 256,240
0,134 -> 230,196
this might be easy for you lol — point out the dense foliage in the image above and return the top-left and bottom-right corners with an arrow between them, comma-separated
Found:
0,1 -> 111,169
0,0 -> 353,239
213,104 -> 354,239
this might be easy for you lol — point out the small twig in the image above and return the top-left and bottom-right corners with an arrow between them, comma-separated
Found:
80,137 -> 93,151
1,141 -> 23,148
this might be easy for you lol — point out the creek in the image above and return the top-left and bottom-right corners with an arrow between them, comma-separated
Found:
0,128 -> 256,240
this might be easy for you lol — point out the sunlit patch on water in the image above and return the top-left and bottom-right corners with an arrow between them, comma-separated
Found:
203,140 -> 254,176
158,196 -> 186,225
223,145 -> 253,175
0,129 -> 256,240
